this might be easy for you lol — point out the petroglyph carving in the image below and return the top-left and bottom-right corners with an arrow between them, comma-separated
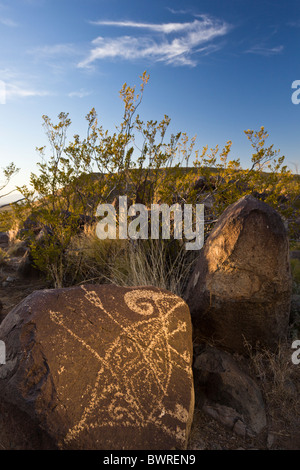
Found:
0,285 -> 194,449
47,286 -> 191,446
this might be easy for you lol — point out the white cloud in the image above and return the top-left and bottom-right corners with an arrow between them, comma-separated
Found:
81,16 -> 231,68
0,17 -> 17,27
0,68 -> 49,100
245,45 -> 284,56
90,19 -> 204,34
68,89 -> 92,98
4,83 -> 49,99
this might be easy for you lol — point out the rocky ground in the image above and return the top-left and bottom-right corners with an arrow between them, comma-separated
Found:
0,261 -> 47,322
0,219 -> 299,450
188,347 -> 300,450
0,254 -> 299,450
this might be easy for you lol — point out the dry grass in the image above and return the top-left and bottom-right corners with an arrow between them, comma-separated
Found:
107,239 -> 198,297
244,339 -> 299,432
65,225 -> 198,295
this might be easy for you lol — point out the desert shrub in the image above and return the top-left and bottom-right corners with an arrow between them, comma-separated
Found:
291,259 -> 300,285
0,163 -> 19,201
8,71 -> 299,287
0,206 -> 15,232
291,241 -> 300,251
65,227 -> 128,286
0,163 -> 20,231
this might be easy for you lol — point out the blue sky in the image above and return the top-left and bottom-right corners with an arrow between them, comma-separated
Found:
1,0 -> 300,202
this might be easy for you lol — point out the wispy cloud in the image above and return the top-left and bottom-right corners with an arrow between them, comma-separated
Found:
90,19 -> 201,34
27,43 -> 76,58
68,89 -> 92,98
245,45 -> 284,56
0,67 -> 49,100
4,83 -> 49,100
26,43 -> 81,77
0,17 -> 17,27
166,8 -> 194,16
0,67 -> 18,81
80,16 -> 231,68
287,20 -> 300,27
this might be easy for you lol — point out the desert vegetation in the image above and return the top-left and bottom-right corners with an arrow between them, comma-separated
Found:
1,72 -> 299,289
0,72 -> 299,450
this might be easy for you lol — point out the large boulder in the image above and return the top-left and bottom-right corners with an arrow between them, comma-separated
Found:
0,284 -> 194,450
185,195 -> 292,353
193,346 -> 266,437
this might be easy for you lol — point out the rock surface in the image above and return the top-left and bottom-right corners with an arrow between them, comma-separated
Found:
0,232 -> 9,248
193,346 -> 267,437
17,249 -> 40,279
0,284 -> 194,450
185,195 -> 292,353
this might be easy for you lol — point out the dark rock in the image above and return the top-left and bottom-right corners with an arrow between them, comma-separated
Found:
194,176 -> 209,192
232,179 -> 250,194
209,175 -> 225,188
17,249 -> 40,279
193,346 -> 266,436
22,212 -> 43,235
267,433 -> 275,449
77,214 -> 96,229
251,190 -> 269,201
0,284 -> 194,450
185,195 -> 292,353
202,194 -> 215,209
193,175 -> 225,193
17,227 -> 51,279
0,232 -> 9,248
291,295 -> 300,321
0,399 -> 57,450
277,194 -> 289,204
11,241 -> 28,257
